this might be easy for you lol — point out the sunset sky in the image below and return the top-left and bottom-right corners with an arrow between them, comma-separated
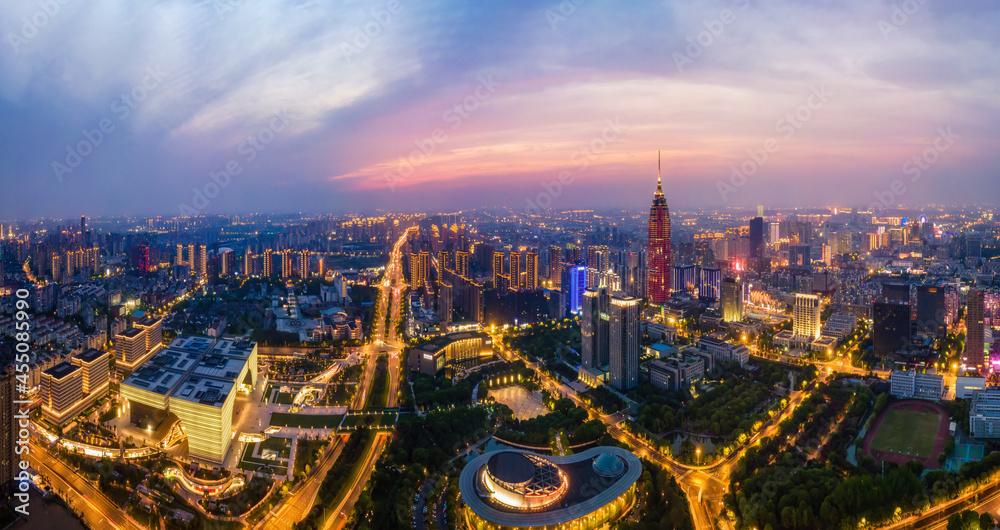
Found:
1,0 -> 998,217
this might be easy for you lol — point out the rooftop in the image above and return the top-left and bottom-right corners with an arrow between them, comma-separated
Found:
118,327 -> 145,339
172,375 -> 235,407
168,334 -> 217,353
44,362 -> 81,380
74,348 -> 110,364
122,364 -> 184,396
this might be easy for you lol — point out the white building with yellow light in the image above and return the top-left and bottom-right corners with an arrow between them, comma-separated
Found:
460,446 -> 641,530
119,334 -> 257,463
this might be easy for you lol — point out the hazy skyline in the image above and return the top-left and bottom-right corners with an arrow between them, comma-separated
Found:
2,0 -> 999,218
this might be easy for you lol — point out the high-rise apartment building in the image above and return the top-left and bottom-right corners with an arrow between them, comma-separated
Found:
492,252 -> 506,291
509,252 -> 521,290
793,293 -> 821,340
699,267 -> 721,301
647,155 -> 671,305
410,251 -> 429,286
0,364 -> 16,502
242,250 -> 254,276
548,246 -> 562,287
298,249 -> 310,277
220,249 -> 235,276
455,251 -> 470,278
609,294 -> 640,391
263,249 -> 274,277
524,251 -> 538,291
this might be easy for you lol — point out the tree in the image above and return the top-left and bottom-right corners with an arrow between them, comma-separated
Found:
981,512 -> 995,530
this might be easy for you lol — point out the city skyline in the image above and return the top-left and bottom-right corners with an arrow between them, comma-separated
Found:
2,1 -> 1000,218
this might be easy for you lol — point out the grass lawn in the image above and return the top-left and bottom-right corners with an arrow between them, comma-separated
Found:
269,412 -> 344,429
260,436 -> 292,459
870,408 -> 940,457
340,412 -> 395,430
293,439 -> 328,476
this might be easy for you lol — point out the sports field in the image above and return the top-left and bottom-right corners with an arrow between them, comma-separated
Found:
869,408 -> 940,457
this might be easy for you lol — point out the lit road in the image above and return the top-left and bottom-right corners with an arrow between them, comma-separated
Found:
259,437 -> 345,530
324,433 -> 389,530
28,442 -> 142,530
494,333 -> 811,530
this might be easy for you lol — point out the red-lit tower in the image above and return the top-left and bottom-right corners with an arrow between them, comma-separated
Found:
647,152 -> 671,304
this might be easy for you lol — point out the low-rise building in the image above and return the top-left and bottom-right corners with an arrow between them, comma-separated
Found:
408,331 -> 493,375
696,337 -> 749,367
890,370 -> 943,401
956,376 -> 987,400
970,390 -> 1000,438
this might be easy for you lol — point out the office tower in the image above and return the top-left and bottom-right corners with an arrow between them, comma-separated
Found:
438,250 -> 450,272
581,286 -> 610,369
492,252 -> 506,291
916,285 -> 946,337
548,246 -> 562,287
455,251 -> 470,278
749,216 -> 765,266
882,282 -> 910,304
176,243 -> 185,266
609,294 -> 640,391
699,267 -> 721,301
71,348 -> 111,395
40,362 -> 84,425
263,249 -> 274,277
509,252 -> 522,290
220,249 -> 235,276
281,250 -> 293,278
966,289 -> 986,372
135,317 -> 163,355
672,264 -> 697,295
243,250 -> 254,276
0,363 -> 15,502
769,222 -> 780,248
793,294 -> 821,340
789,245 -> 811,269
721,277 -> 744,322
874,301 -> 910,358
562,263 -> 587,315
647,153 -> 671,304
80,215 -> 86,232
525,251 -> 539,290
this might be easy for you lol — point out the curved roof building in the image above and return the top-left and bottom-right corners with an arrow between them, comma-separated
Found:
460,446 -> 641,529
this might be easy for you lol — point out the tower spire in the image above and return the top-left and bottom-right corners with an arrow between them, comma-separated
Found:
656,151 -> 663,194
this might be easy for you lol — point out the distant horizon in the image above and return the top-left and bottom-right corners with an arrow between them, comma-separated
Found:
2,1 -> 999,218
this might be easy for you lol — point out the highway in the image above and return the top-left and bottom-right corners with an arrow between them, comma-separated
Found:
28,442 -> 142,530
324,432 -> 389,529
258,437 -> 345,530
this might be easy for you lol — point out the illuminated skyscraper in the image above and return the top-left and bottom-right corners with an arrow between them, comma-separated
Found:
562,264 -> 587,315
281,250 -> 293,278
525,251 -> 538,290
263,249 -> 273,277
176,244 -> 185,266
410,251 -> 429,286
492,252 -> 506,291
455,251 -> 470,278
220,249 -> 235,276
609,294 -> 640,391
721,277 -> 744,322
242,250 -> 254,276
298,249 -> 310,277
510,252 -> 521,291
966,289 -> 986,372
647,153 -> 671,304
548,245 -> 562,287
581,285 -> 610,369
793,293 -> 821,340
